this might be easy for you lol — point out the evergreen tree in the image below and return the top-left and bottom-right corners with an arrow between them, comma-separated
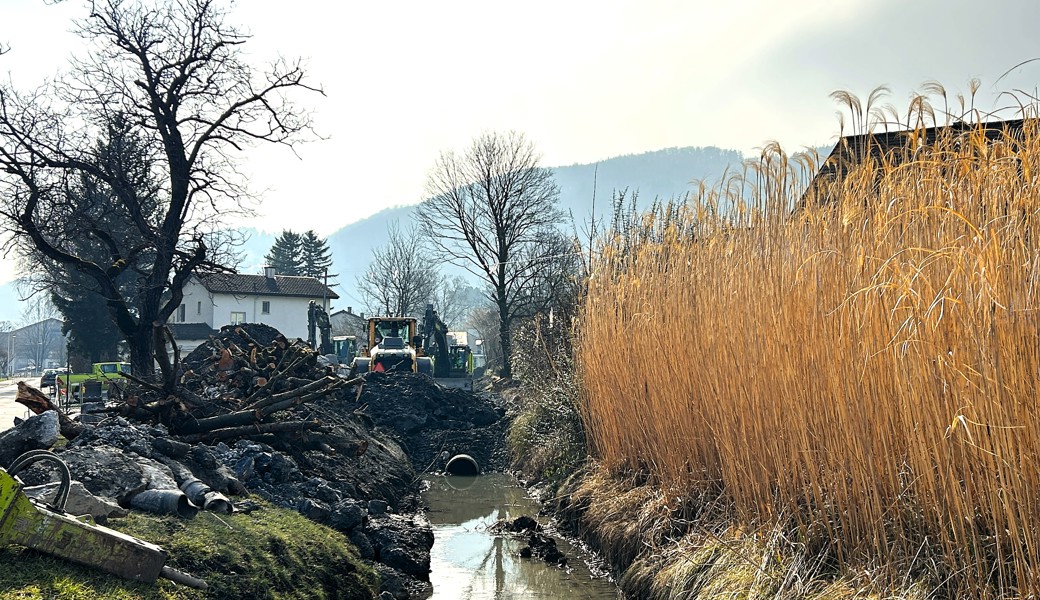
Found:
264,230 -> 304,275
300,230 -> 333,278
52,278 -> 124,366
27,115 -> 151,367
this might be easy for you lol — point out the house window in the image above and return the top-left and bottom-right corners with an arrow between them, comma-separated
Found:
230,311 -> 246,325
177,304 -> 186,322
196,301 -> 202,315
261,301 -> 271,314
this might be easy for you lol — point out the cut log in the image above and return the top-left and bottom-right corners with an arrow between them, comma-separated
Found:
15,381 -> 85,440
175,420 -> 322,444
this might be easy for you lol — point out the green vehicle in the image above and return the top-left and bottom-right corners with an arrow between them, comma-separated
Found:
54,362 -> 132,399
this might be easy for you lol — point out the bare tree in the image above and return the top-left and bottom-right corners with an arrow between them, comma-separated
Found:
18,297 -> 64,373
0,0 -> 321,394
417,131 -> 566,377
357,222 -> 440,318
431,275 -> 482,329
467,306 -> 502,374
0,321 -> 14,377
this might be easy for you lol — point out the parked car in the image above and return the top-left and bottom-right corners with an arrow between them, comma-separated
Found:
39,368 -> 68,389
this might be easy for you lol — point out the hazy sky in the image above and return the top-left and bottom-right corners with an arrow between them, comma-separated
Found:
2,0 -> 1039,286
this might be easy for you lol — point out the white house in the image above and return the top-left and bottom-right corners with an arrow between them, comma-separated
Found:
169,267 -> 339,354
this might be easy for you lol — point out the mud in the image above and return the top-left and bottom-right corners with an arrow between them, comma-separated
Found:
5,323 -> 513,599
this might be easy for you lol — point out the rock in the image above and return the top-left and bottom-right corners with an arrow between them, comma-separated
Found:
314,482 -> 341,504
329,500 -> 365,531
52,445 -> 150,502
0,411 -> 60,468
365,514 -> 433,579
268,453 -> 296,483
297,497 -> 331,523
139,461 -> 179,490
349,530 -> 374,560
234,455 -> 255,480
373,564 -> 408,599
23,480 -> 128,521
368,499 -> 388,516
190,444 -> 218,470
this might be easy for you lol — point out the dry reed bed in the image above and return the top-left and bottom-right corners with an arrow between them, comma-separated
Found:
578,123 -> 1040,597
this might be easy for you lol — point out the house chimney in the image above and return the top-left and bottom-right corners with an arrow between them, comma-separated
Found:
264,266 -> 276,279
347,306 -> 353,314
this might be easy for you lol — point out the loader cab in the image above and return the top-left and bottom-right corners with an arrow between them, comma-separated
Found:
371,318 -> 416,350
332,335 -> 358,365
347,316 -> 433,376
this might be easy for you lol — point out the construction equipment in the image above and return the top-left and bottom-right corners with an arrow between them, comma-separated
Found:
307,301 -> 333,354
349,317 -> 433,376
55,361 -> 131,401
420,305 -> 474,390
0,450 -> 206,589
332,335 -> 358,365
446,343 -> 474,380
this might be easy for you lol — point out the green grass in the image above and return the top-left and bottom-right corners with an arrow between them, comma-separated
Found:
0,501 -> 377,600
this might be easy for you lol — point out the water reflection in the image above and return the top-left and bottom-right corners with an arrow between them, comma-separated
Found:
423,473 -> 623,599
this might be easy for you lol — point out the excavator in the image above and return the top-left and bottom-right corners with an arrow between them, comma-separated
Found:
420,304 -> 475,390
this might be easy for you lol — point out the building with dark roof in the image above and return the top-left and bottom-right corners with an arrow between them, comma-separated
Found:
803,118 -> 1032,206
169,267 -> 339,353
331,306 -> 368,341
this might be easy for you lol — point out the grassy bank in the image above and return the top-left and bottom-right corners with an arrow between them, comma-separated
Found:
0,501 -> 377,600
570,105 -> 1040,597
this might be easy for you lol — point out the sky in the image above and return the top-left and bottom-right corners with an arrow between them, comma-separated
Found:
1,0 -> 1039,291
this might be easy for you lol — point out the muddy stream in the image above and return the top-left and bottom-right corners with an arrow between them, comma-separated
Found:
422,473 -> 623,599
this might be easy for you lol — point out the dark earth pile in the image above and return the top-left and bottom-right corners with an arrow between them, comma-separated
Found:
355,372 -> 511,475
2,322 -> 512,599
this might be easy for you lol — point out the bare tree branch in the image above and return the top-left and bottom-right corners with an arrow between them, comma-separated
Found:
0,0 -> 321,395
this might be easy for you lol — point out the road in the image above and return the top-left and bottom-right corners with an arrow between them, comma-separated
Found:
0,377 -> 50,433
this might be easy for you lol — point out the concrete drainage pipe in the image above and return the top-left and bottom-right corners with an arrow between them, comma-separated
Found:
445,454 -> 480,476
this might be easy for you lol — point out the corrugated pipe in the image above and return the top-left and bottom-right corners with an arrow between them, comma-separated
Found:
179,478 -> 233,514
130,489 -> 198,519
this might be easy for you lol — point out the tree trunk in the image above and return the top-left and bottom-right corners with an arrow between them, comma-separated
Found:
497,292 -> 512,379
128,322 -> 155,379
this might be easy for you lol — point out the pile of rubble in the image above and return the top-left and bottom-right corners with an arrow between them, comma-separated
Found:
0,323 -> 512,599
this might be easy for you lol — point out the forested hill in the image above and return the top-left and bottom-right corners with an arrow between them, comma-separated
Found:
552,145 -> 744,219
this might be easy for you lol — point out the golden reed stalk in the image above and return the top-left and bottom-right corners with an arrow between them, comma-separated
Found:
578,119 -> 1040,596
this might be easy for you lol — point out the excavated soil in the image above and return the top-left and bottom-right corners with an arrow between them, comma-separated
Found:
2,323 -> 512,600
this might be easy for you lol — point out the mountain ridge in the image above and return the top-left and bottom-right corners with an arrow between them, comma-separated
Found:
4,145 -> 749,322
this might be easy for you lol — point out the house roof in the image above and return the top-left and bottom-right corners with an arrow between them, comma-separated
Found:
197,273 -> 339,299
804,117 -> 1033,204
169,322 -> 219,341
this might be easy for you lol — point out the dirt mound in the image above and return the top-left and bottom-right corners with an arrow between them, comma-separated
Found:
354,373 -> 511,474
9,322 -> 518,598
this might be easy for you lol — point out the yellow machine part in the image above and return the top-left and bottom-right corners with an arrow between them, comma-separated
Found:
0,466 -> 167,583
